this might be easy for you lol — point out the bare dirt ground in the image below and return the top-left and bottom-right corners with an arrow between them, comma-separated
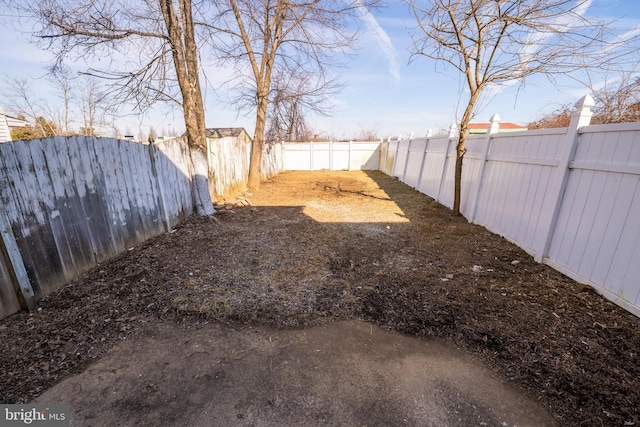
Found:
1,170 -> 639,426
34,320 -> 558,426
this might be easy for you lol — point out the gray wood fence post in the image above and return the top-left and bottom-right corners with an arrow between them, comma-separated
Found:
468,114 -> 500,221
0,202 -> 35,310
534,95 -> 594,262
148,141 -> 172,232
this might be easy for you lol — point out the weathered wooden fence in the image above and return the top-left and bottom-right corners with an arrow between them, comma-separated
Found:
0,135 -> 284,319
207,139 -> 283,198
384,95 -> 640,318
0,136 -> 196,318
262,143 -> 285,178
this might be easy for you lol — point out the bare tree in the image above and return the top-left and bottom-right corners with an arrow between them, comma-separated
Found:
2,77 -> 59,137
3,73 -> 119,137
8,0 -> 214,214
529,73 -> 640,129
527,105 -> 572,130
76,76 -> 113,136
206,0 -> 377,188
265,71 -> 331,142
265,97 -> 313,143
357,120 -> 380,141
407,0 -> 636,215
50,71 -> 73,135
590,76 -> 640,125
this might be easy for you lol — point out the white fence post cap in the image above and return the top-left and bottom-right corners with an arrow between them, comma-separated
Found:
448,123 -> 458,138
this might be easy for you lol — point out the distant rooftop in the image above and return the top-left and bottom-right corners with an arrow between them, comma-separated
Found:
468,122 -> 527,134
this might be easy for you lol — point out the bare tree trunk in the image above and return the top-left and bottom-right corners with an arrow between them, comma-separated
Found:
161,0 -> 214,215
248,93 -> 269,189
453,135 -> 465,216
452,91 -> 478,216
219,0 -> 363,187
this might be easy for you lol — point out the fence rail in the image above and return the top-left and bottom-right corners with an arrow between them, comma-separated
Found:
383,95 -> 640,318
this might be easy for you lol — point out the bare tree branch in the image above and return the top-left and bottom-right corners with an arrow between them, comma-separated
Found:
204,0 -> 379,188
6,0 -> 214,213
407,0 -> 639,215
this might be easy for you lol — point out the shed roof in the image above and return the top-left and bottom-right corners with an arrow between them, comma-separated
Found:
1,107 -> 30,143
206,128 -> 249,138
5,115 -> 30,128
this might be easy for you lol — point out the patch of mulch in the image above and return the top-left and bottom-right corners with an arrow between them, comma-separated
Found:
1,170 -> 638,426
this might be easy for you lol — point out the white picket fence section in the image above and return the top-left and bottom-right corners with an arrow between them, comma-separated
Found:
384,96 -> 640,318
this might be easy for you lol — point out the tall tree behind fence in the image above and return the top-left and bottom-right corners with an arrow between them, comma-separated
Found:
383,96 -> 640,318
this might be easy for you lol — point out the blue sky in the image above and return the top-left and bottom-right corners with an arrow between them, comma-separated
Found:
1,0 -> 640,140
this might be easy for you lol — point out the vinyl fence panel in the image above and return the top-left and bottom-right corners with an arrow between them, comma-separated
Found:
471,130 -> 565,254
282,142 -> 380,171
404,139 -> 427,189
546,123 -> 640,313
416,136 -> 451,200
381,96 -> 640,318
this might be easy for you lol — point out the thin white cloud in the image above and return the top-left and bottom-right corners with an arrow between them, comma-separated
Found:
599,26 -> 640,54
484,78 -> 520,97
356,2 -> 401,81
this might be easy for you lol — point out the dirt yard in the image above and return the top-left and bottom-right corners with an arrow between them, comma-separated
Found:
1,170 -> 639,426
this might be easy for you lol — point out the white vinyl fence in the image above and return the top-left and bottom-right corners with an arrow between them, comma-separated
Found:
283,141 -> 381,170
384,95 -> 640,318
